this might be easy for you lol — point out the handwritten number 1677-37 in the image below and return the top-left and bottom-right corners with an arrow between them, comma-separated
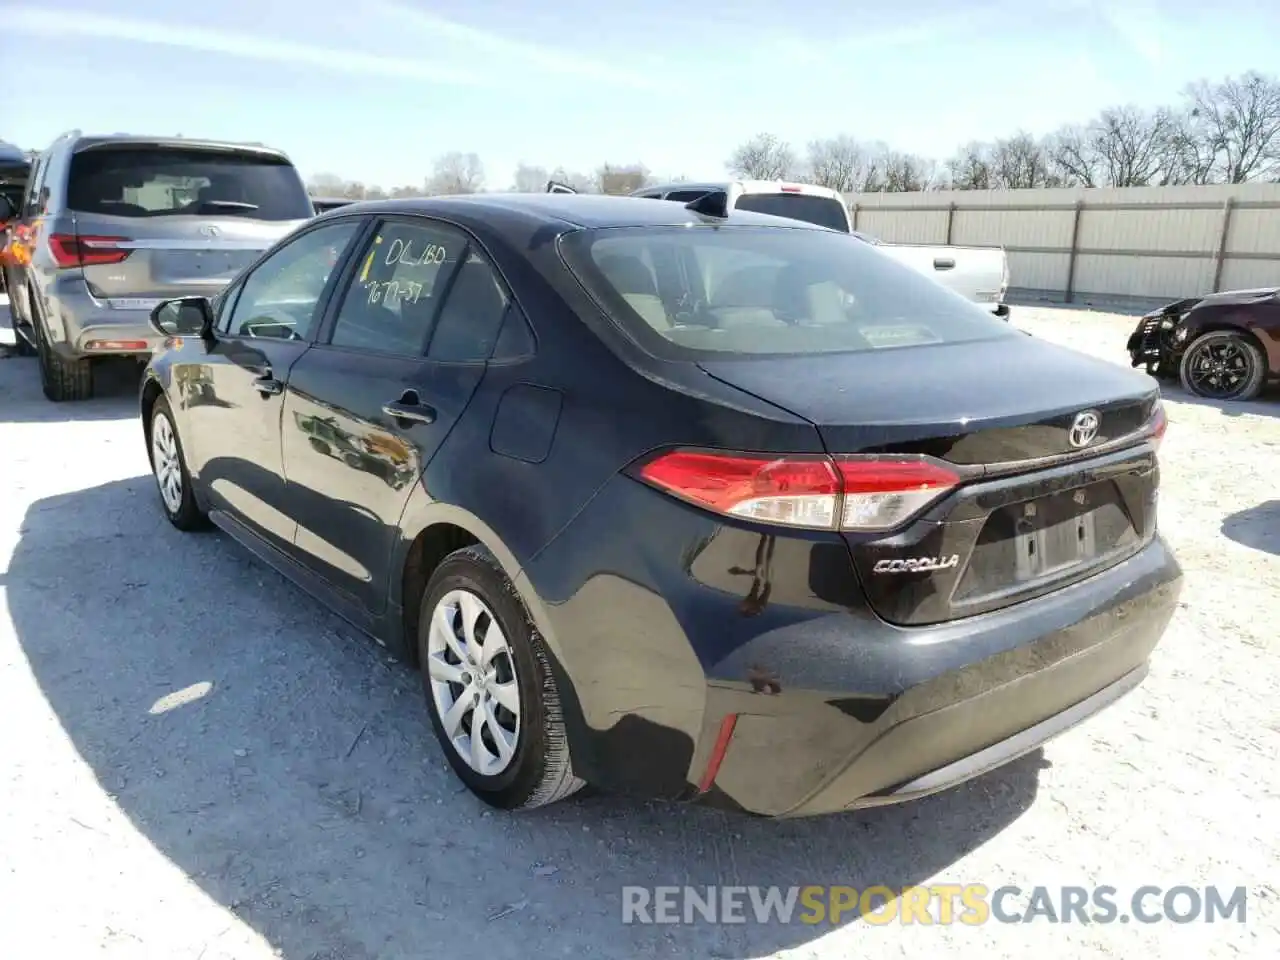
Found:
367,278 -> 425,306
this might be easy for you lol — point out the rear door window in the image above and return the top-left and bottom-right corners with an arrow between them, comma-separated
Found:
328,220 -> 466,356
67,146 -> 313,221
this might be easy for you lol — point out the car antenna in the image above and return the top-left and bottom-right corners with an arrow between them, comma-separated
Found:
686,190 -> 730,219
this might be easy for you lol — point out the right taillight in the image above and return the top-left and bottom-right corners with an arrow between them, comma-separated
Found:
48,233 -> 132,269
635,450 -> 961,532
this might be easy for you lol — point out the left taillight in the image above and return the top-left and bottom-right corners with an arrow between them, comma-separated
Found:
48,233 -> 131,268
634,449 -> 962,532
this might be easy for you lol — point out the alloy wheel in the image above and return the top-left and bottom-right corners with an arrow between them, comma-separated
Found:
152,413 -> 184,514
1186,338 -> 1254,399
425,589 -> 522,777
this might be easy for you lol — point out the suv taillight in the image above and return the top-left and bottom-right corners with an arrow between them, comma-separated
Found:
48,234 -> 131,268
634,450 -> 961,532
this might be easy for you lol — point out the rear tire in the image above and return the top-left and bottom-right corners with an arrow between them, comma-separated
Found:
1179,331 -> 1265,401
31,299 -> 93,401
418,545 -> 584,810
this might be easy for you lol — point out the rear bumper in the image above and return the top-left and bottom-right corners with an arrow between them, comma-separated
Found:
696,536 -> 1181,817
43,288 -> 160,358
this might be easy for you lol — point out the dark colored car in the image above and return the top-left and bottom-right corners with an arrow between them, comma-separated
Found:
1126,286 -> 1280,401
139,193 -> 1181,817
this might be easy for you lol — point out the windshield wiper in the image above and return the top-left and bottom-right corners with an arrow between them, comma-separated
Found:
198,200 -> 260,212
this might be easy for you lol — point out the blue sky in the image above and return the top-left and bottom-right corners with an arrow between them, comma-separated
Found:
2,0 -> 1276,189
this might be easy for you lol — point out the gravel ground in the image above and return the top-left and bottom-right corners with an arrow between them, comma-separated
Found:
1,298 -> 1276,959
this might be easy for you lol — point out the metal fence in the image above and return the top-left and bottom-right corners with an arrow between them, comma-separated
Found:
845,182 -> 1280,308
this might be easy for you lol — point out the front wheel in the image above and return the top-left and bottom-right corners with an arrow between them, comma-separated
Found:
1179,331 -> 1266,401
418,545 -> 584,810
149,397 -> 209,531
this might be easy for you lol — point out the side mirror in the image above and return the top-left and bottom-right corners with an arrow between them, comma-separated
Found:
0,194 -> 15,222
149,297 -> 214,339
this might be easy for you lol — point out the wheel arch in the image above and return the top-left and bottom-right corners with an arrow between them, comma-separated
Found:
1182,316 -> 1271,369
392,500 -> 561,670
139,375 -> 165,457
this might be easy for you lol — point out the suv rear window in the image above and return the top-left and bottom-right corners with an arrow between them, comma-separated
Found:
734,193 -> 850,232
559,224 -> 1018,358
67,147 -> 313,221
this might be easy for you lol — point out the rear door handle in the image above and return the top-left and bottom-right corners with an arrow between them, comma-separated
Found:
383,389 -> 436,425
254,373 -> 283,395
933,257 -> 956,270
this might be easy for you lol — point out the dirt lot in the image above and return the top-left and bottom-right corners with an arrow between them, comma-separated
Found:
0,300 -> 1276,959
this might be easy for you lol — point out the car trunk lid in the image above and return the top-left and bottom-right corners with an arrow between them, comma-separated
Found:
697,336 -> 1163,625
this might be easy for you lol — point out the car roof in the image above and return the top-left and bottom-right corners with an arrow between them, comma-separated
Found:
317,192 -> 831,232
0,141 -> 27,165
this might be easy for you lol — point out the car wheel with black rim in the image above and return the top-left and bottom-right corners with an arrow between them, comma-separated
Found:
418,545 -> 584,810
149,396 -> 208,531
1178,330 -> 1266,402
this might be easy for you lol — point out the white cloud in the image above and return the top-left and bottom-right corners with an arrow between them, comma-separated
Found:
371,1 -> 668,91
0,4 -> 661,89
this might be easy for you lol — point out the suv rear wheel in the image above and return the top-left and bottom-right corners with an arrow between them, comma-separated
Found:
31,293 -> 93,401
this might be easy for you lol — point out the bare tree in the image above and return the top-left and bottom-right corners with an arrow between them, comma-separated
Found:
1183,72 -> 1280,182
989,131 -> 1058,188
596,162 -> 651,195
727,133 -> 796,180
1090,107 -> 1175,186
1046,125 -> 1100,187
511,162 -> 549,193
807,135 -> 872,193
947,141 -> 995,190
426,152 -> 485,195
881,151 -> 932,192
1158,110 -> 1219,185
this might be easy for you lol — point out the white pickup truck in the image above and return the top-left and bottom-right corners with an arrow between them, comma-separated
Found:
548,179 -> 1010,317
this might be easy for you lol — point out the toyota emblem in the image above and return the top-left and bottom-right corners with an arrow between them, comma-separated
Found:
199,224 -> 221,239
1068,410 -> 1101,448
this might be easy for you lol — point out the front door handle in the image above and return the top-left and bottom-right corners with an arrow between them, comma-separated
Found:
933,257 -> 956,270
383,389 -> 436,425
254,373 -> 283,396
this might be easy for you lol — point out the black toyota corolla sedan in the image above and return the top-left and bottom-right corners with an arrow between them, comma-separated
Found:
139,192 -> 1181,817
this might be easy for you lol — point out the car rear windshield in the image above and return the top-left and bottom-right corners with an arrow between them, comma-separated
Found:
67,146 -> 313,221
558,224 -> 1019,358
733,193 -> 850,232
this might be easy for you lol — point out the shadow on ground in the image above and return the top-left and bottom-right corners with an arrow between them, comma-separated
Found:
1222,500 -> 1280,556
1160,379 -> 1280,420
6,477 -> 1043,959
0,352 -> 142,423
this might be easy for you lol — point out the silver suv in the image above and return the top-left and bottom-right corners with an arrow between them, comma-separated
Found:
1,131 -> 314,400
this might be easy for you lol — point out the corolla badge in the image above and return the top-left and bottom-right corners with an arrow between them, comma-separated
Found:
1068,409 -> 1101,449
873,555 -> 960,574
